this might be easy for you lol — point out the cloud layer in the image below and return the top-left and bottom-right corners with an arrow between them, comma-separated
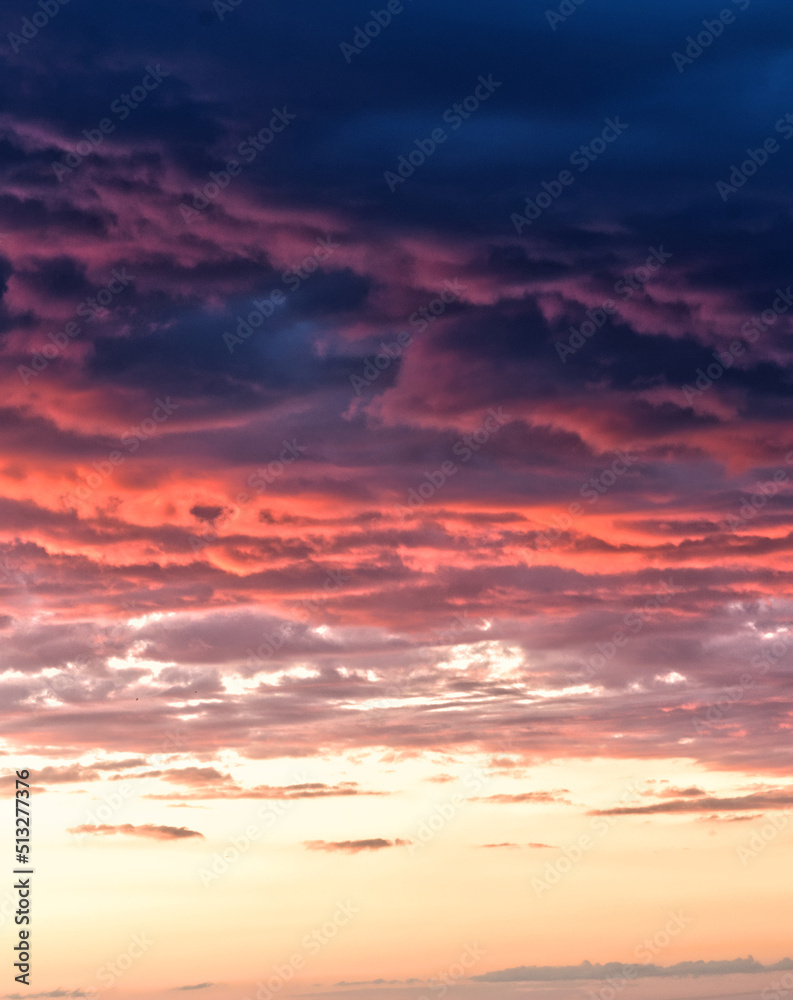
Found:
2,0 -> 793,782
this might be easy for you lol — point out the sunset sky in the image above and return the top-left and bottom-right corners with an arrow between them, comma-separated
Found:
2,0 -> 793,996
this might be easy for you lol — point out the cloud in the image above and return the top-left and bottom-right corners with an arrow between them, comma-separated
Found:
655,786 -> 707,798
478,841 -> 558,849
473,957 -> 793,982
90,758 -> 148,771
67,823 -> 204,840
3,992 -> 92,998
173,985 -> 215,991
36,765 -> 101,783
3,0 -> 793,983
591,789 -> 793,815
473,791 -> 572,805
334,980 -> 421,987
158,767 -> 235,785
700,813 -> 763,823
303,839 -> 410,853
190,506 -> 229,524
2,0 -> 793,797
144,780 -> 386,800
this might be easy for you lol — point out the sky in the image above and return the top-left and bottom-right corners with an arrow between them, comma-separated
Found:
2,0 -> 793,995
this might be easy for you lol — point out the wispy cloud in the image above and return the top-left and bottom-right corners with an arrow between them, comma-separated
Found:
4,992 -> 92,998
68,823 -> 204,840
474,957 -> 793,982
474,791 -> 572,805
144,780 -> 385,800
303,838 -> 411,853
591,790 -> 793,815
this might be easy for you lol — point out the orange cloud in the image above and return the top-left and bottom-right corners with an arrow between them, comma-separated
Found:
68,823 -> 204,840
303,839 -> 410,853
